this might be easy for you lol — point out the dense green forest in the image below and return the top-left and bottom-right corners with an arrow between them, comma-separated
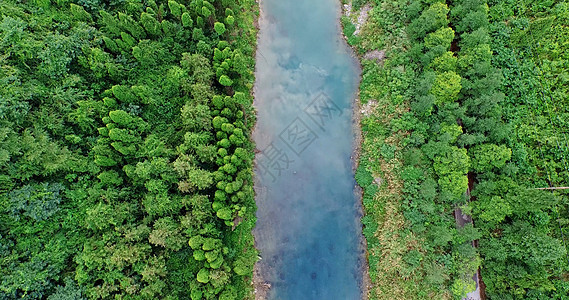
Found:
0,0 -> 258,299
344,0 -> 569,299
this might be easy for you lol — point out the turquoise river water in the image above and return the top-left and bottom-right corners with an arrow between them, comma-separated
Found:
252,0 -> 365,299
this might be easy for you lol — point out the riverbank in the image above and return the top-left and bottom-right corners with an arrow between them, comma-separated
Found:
342,3 -> 481,298
341,1 -> 459,299
339,2 -> 374,300
342,1 -> 569,300
250,0 -> 269,295
250,0 -> 267,296
341,1 -> 423,299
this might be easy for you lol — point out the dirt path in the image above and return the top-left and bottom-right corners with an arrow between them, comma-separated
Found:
454,175 -> 481,300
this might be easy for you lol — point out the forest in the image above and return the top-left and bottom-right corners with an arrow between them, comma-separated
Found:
0,0 -> 258,299
345,0 -> 569,299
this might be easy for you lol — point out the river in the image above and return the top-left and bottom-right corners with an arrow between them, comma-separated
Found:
252,0 -> 365,299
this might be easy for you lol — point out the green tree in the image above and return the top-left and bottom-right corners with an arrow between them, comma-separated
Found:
214,22 -> 226,35
182,12 -> 193,27
408,2 -> 451,40
469,143 -> 511,172
168,0 -> 183,18
197,268 -> 210,283
141,12 -> 162,36
219,75 -> 233,86
431,71 -> 462,105
70,4 -> 92,22
424,27 -> 455,49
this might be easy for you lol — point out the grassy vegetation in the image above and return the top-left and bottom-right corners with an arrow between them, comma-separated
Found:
0,0 -> 258,299
345,0 -> 569,299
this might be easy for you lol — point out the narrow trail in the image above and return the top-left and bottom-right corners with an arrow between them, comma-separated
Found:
454,172 -> 483,300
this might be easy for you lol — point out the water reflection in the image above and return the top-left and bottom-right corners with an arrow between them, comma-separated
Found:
253,0 -> 364,299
